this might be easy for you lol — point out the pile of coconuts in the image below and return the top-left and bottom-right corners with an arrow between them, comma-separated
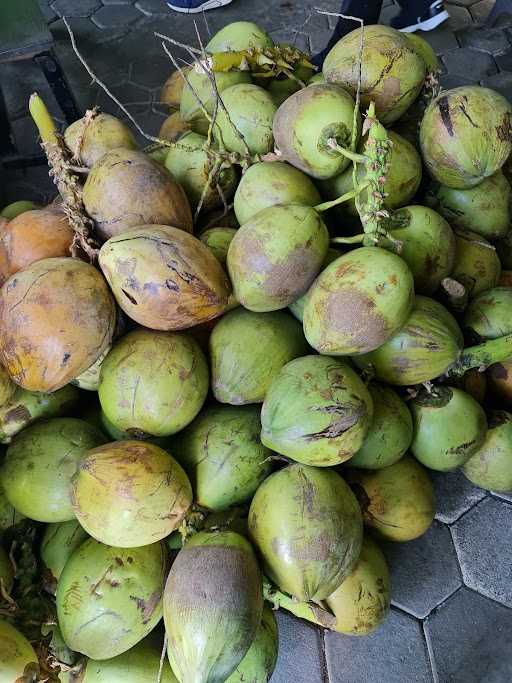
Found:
1,17 -> 512,683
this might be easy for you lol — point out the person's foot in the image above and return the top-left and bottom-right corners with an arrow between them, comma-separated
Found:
391,0 -> 449,32
167,0 -> 233,13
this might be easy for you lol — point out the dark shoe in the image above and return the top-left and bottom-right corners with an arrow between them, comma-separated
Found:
391,0 -> 449,32
167,0 -> 233,13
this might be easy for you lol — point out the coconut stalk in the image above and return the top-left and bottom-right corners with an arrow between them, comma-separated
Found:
262,576 -> 336,629
449,334 -> 512,376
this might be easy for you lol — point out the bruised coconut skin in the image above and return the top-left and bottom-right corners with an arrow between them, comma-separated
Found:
452,367 -> 487,405
158,111 -> 192,143
72,441 -> 192,547
349,384 -> 413,470
463,410 -> 512,492
450,229 -> 501,299
420,86 -> 512,189
41,520 -> 89,586
273,83 -> 361,179
0,257 -> 116,393
64,113 -> 137,168
410,386 -> 487,472
464,286 -> 512,340
225,605 -> 278,683
260,355 -> 374,467
249,464 -> 363,601
0,620 -> 39,681
209,307 -> 310,404
0,417 -> 106,523
99,225 -> 231,331
0,207 -> 74,285
83,149 -> 193,241
289,248 -> 341,322
347,456 -> 436,542
227,204 -> 329,312
325,536 -> 391,636
164,531 -> 263,683
57,539 -> 167,660
487,358 -> 512,407
323,25 -> 426,125
303,247 -> 415,356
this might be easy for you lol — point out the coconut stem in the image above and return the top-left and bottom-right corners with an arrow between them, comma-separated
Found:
314,183 -> 368,212
262,576 -> 336,629
449,334 -> 512,376
327,141 -> 367,164
331,234 -> 365,245
439,277 -> 469,313
28,93 -> 58,145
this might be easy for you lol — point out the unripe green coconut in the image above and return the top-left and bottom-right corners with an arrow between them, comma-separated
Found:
261,355 -> 373,466
289,248 -> 341,322
199,227 -> 237,265
273,83 -> 360,179
206,21 -> 273,52
303,247 -> 415,356
0,479 -> 24,532
0,418 -> 106,523
0,200 -> 39,219
404,32 -> 441,74
72,441 -> 192,547
410,386 -> 487,472
97,410 -> 172,450
0,545 -> 14,594
172,404 -> 271,511
267,65 -> 315,107
353,296 -> 462,386
227,204 -> 329,312
214,83 -> 277,155
71,346 -> 110,392
164,132 -> 238,210
161,68 -> 188,111
57,539 -> 167,660
164,530 -> 263,683
0,366 -> 15,407
463,410 -> 512,491
209,307 -> 309,404
414,295 -> 464,345
249,464 -> 363,601
225,605 -> 278,683
64,113 -> 137,168
420,86 -> 512,189
98,329 -> 208,437
41,521 -> 89,586
158,111 -> 192,143
325,536 -> 391,635
464,287 -> 512,341
323,25 -> 426,125
426,171 -> 511,241
347,456 -> 435,542
0,619 -> 39,681
450,229 -> 501,300
497,230 -> 512,269
234,161 -> 321,226
349,384 -> 413,470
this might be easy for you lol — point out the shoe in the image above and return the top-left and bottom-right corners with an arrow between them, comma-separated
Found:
167,0 -> 233,13
391,1 -> 450,32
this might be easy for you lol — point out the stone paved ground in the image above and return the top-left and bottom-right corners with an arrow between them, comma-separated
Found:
2,1 -> 512,681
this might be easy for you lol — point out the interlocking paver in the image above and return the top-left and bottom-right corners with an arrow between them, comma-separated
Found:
130,57 -> 173,89
423,25 -> 460,54
51,0 -> 100,18
442,46 -> 497,77
481,69 -> 512,98
91,4 -> 142,28
271,612 -> 325,683
458,25 -> 511,53
445,3 -> 474,30
431,470 -> 487,524
469,0 -> 495,22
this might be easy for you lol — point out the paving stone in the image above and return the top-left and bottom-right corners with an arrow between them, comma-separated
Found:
445,3 -> 474,31
51,0 -> 101,17
495,49 -> 512,70
103,0 -> 136,5
0,61 -> 54,121
448,0 -> 481,6
384,521 -> 462,619
469,0 -> 495,23
422,25 -> 459,55
481,70 -> 512,99
135,0 -> 169,15
439,73 -> 479,89
94,81 -> 152,116
492,491 -> 512,502
442,46 -> 497,77
431,469 -> 487,524
425,587 -> 512,682
451,497 -> 512,607
458,26 -> 511,54
37,0 -> 59,23
91,4 -> 142,28
271,612 -> 324,683
325,609 -> 432,683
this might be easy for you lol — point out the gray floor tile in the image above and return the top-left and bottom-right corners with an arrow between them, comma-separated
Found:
451,497 -> 512,607
51,0 -> 101,18
325,609 -> 433,683
431,469 -> 487,524
425,587 -> 512,682
445,4 -> 475,30
91,4 -> 142,28
442,46 -> 497,77
270,612 -> 325,683
481,70 -> 512,99
458,26 -> 511,54
469,0 -> 495,23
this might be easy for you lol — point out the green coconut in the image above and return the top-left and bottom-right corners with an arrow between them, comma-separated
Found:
199,227 -> 237,265
0,366 -> 15,407
273,83 -> 360,179
209,307 -> 309,404
164,131 -> 238,210
463,410 -> 512,492
404,32 -> 441,74
420,86 -> 512,189
206,21 -> 273,52
303,247 -> 415,356
0,418 -> 106,523
323,25 -> 426,125
415,295 -> 464,345
64,113 -> 137,168
267,65 -> 315,108
98,329 -> 208,437
72,441 -> 192,547
180,67 -> 251,134
353,296 -> 463,386
214,83 -> 277,156
349,384 -> 413,470
426,171 -> 511,241
318,130 -> 422,218
227,204 -> 329,312
464,287 -> 512,341
41,521 -> 89,587
71,347 -> 110,392
260,355 -> 373,467
448,229 -> 501,301
289,248 -> 342,322
97,410 -> 172,450
0,619 -> 39,681
233,161 -> 321,226
164,530 -> 263,683
225,605 -> 278,683
347,456 -> 435,542
325,536 -> 391,635
0,479 -> 24,532
249,464 -> 363,601
487,358 -> 512,408
0,200 -> 39,219
0,545 -> 14,594
497,230 -> 512,269
410,386 -> 487,472
172,404 -> 272,511
57,539 -> 167,660
158,111 -> 192,144
380,205 -> 455,295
